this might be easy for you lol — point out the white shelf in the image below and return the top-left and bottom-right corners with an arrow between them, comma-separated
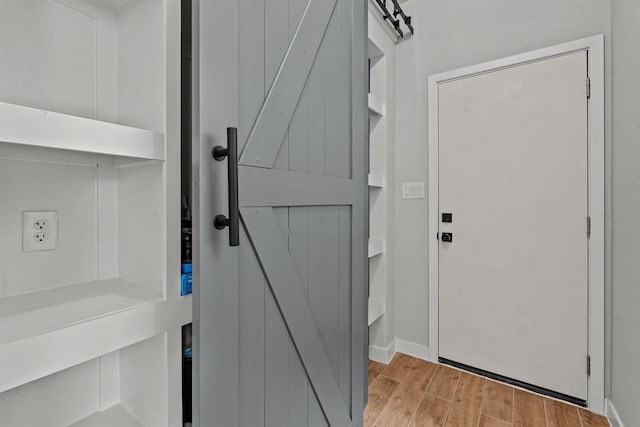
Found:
0,279 -> 192,393
368,239 -> 385,258
70,404 -> 144,427
0,102 -> 165,161
368,93 -> 386,117
0,278 -> 162,346
368,173 -> 385,188
368,298 -> 385,326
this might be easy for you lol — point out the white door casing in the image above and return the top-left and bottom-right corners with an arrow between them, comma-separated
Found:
428,35 -> 605,413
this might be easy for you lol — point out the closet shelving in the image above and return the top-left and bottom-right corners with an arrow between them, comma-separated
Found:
368,93 -> 386,117
368,239 -> 385,258
368,173 -> 386,188
0,102 -> 164,163
0,0 -> 190,425
367,29 -> 388,330
368,298 -> 385,326
1,278 -> 160,346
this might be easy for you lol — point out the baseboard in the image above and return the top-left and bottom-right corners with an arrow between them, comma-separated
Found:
368,340 -> 395,364
605,399 -> 624,427
369,339 -> 430,365
394,338 -> 430,361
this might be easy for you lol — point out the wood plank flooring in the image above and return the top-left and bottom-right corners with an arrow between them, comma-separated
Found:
366,354 -> 610,427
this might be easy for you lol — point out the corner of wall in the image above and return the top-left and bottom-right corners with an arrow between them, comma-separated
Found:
606,399 -> 625,427
368,338 -> 431,365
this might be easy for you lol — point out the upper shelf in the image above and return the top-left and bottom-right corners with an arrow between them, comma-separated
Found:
368,93 -> 386,117
0,102 -> 165,161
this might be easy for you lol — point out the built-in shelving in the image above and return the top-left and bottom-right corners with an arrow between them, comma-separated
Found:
368,239 -> 385,258
368,298 -> 385,326
0,278 -> 162,346
0,278 -> 192,393
0,102 -> 165,162
367,12 -> 394,355
368,173 -> 385,188
71,405 -> 143,427
0,0 -> 187,424
368,93 -> 386,116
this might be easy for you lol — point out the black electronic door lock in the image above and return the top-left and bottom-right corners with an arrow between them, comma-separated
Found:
441,232 -> 453,243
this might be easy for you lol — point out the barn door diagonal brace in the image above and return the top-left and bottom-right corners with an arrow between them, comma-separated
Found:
242,207 -> 353,427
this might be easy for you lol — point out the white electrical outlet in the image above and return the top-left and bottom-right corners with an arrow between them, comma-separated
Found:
23,211 -> 58,252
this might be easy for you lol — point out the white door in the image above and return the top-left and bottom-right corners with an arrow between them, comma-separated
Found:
438,51 -> 589,401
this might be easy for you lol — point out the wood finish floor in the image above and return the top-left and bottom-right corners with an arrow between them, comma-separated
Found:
365,354 -> 610,427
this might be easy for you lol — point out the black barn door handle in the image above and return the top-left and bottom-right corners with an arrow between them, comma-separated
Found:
212,127 -> 239,247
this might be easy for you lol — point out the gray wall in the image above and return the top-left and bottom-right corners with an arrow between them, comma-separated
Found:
611,0 -> 640,424
390,2 -> 640,422
393,0 -> 611,351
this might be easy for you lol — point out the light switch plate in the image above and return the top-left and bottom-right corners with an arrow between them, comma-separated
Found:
402,182 -> 425,199
23,211 -> 58,252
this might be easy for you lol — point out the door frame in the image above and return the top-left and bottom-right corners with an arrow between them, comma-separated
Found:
427,35 -> 605,413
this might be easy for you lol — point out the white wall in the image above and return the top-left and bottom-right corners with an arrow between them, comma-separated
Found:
610,0 -> 640,425
392,0 -> 612,356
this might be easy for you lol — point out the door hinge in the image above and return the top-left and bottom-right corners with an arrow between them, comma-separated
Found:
587,355 -> 591,376
587,216 -> 591,238
586,77 -> 591,99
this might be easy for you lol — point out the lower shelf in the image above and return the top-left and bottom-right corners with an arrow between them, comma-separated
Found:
368,298 -> 385,326
70,404 -> 144,427
368,239 -> 385,258
0,279 -> 192,393
0,278 -> 162,346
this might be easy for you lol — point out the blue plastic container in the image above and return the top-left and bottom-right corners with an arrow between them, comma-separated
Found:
181,262 -> 192,295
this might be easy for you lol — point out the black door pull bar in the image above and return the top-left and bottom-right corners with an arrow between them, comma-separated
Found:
212,127 -> 239,247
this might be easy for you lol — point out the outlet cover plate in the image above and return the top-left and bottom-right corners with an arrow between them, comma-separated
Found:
23,211 -> 58,252
402,182 -> 425,199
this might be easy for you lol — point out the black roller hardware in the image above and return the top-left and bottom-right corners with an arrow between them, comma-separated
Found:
373,0 -> 414,38
212,127 -> 240,247
390,0 -> 414,35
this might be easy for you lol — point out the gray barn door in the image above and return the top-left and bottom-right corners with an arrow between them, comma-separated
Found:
192,1 -> 368,426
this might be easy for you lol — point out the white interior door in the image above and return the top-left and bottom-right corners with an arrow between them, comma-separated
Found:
438,51 -> 589,401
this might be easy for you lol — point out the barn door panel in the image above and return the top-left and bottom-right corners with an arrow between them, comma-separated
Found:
194,0 -> 367,425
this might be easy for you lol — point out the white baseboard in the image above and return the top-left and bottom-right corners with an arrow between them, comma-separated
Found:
606,399 -> 624,427
368,340 -> 395,364
369,339 -> 430,365
395,338 -> 430,361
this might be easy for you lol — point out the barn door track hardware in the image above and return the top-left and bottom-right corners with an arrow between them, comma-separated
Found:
373,0 -> 414,39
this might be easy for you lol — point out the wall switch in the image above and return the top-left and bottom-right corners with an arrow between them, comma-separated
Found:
23,211 -> 58,252
402,182 -> 425,199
